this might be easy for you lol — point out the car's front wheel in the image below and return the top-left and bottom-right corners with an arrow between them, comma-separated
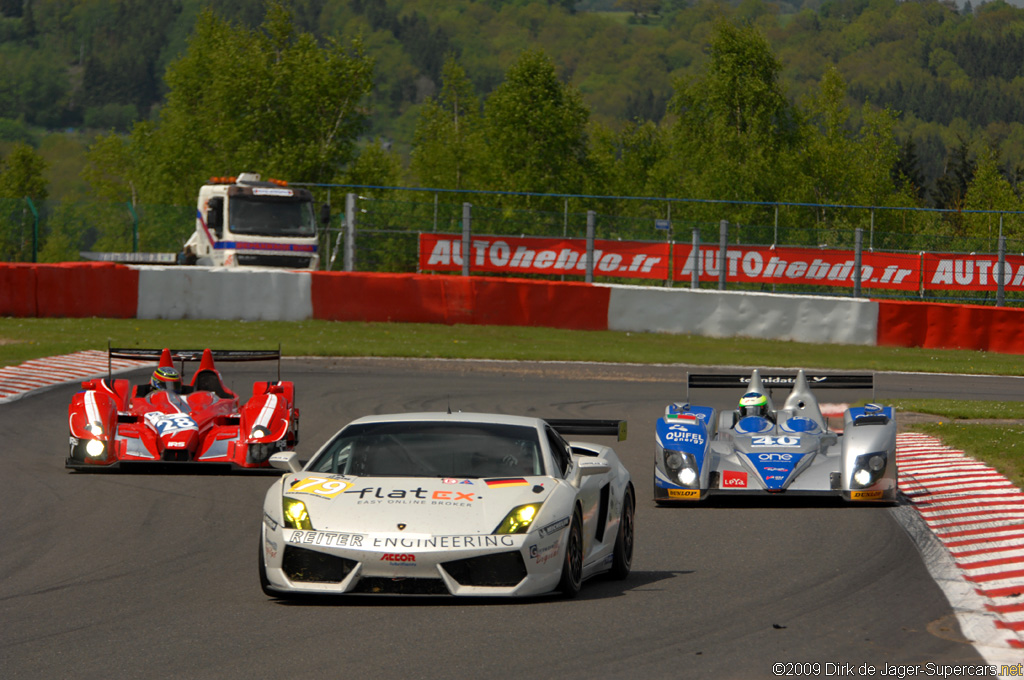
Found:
558,507 -> 584,598
610,485 -> 634,580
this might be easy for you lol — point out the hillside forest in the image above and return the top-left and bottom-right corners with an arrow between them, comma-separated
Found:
3,0 -> 1024,262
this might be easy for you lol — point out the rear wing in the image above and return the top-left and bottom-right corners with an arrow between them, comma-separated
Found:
106,346 -> 283,381
547,419 -> 627,442
686,373 -> 875,401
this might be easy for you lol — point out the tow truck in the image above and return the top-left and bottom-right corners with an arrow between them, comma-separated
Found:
183,172 -> 327,269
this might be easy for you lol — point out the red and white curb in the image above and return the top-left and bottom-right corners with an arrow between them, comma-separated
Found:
0,350 -> 149,403
897,432 -> 1024,657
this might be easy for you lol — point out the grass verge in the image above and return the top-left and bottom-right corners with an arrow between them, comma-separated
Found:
2,317 -> 1024,375
913,423 -> 1024,489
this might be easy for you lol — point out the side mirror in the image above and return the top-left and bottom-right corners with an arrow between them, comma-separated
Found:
206,197 -> 224,238
269,451 -> 301,473
570,458 -> 611,488
319,203 -> 331,227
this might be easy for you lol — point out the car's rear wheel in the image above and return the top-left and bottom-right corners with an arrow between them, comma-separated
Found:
610,485 -> 634,580
558,507 -> 583,598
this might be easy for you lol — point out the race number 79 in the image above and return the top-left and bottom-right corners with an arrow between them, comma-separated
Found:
288,476 -> 351,498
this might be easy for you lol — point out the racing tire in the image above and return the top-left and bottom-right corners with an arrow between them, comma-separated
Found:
558,507 -> 584,598
609,485 -> 634,580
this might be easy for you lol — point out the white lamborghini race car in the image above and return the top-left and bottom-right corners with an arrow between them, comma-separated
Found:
259,412 -> 634,598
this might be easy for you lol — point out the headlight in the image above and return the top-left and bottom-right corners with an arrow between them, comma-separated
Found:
85,439 -> 105,457
660,445 -> 699,488
86,422 -> 103,436
282,497 -> 312,530
251,425 -> 271,440
494,503 -> 542,534
851,452 -> 887,489
853,469 -> 873,486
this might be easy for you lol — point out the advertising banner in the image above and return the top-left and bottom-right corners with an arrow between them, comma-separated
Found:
921,253 -> 1024,292
420,233 -> 1023,293
419,233 -> 671,280
671,245 -> 922,291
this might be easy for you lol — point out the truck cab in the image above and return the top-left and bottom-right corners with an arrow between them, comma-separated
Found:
184,173 -> 320,269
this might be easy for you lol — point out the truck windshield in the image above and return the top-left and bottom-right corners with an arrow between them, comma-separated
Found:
228,196 -> 317,237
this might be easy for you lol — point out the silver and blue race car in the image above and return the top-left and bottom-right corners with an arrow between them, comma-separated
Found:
260,412 -> 634,598
654,369 -> 897,504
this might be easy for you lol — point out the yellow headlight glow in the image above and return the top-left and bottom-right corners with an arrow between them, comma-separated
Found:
282,497 -> 312,530
494,503 -> 542,534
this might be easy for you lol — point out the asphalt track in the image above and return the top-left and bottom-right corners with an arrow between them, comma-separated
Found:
2,358 -> 1016,680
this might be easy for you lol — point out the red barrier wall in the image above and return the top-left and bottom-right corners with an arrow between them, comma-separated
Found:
310,272 -> 611,330
0,264 -> 39,316
877,299 -> 1024,354
0,263 -> 138,318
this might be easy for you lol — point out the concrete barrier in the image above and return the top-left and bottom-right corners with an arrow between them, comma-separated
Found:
136,267 -> 312,321
605,286 -> 879,346
5,262 -> 1024,354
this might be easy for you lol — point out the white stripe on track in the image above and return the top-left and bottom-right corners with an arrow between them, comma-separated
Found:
896,432 -> 1024,655
0,351 -> 149,404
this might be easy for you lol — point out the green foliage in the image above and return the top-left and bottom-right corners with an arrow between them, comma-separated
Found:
483,49 -> 590,209
90,2 -> 375,206
660,20 -> 801,223
410,55 -> 488,191
0,142 -> 48,200
963,144 -> 1022,242
915,422 -> 1024,488
0,141 -> 47,262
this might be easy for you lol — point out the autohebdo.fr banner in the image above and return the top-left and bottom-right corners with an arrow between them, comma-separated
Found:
672,244 -> 922,291
921,253 -> 1024,291
418,233 -> 1024,292
419,234 -> 671,280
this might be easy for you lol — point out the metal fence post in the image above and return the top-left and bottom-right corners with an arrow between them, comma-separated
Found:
24,197 -> 38,263
853,227 -> 863,298
998,234 -> 1006,307
462,202 -> 471,276
586,210 -> 595,284
718,219 -> 727,290
691,227 -> 700,289
126,202 -> 138,253
344,193 -> 356,272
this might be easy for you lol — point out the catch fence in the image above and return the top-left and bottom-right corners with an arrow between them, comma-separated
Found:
4,186 -> 1024,306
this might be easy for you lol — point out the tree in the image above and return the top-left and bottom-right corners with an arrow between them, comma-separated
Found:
410,55 -> 487,191
86,2 -> 375,206
0,142 -> 47,201
0,142 -> 48,261
932,136 -> 976,211
892,136 -> 927,202
963,144 -> 1021,244
483,49 -> 590,206
659,20 -> 802,223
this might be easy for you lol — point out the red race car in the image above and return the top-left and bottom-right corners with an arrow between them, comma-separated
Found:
66,347 -> 298,472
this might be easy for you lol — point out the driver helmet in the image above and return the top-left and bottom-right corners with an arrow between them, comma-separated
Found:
739,392 -> 768,419
151,366 -> 182,393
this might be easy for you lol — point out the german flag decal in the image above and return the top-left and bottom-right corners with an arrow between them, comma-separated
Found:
484,477 -> 529,488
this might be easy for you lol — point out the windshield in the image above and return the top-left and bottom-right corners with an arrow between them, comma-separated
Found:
308,421 -> 544,478
228,195 -> 317,237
